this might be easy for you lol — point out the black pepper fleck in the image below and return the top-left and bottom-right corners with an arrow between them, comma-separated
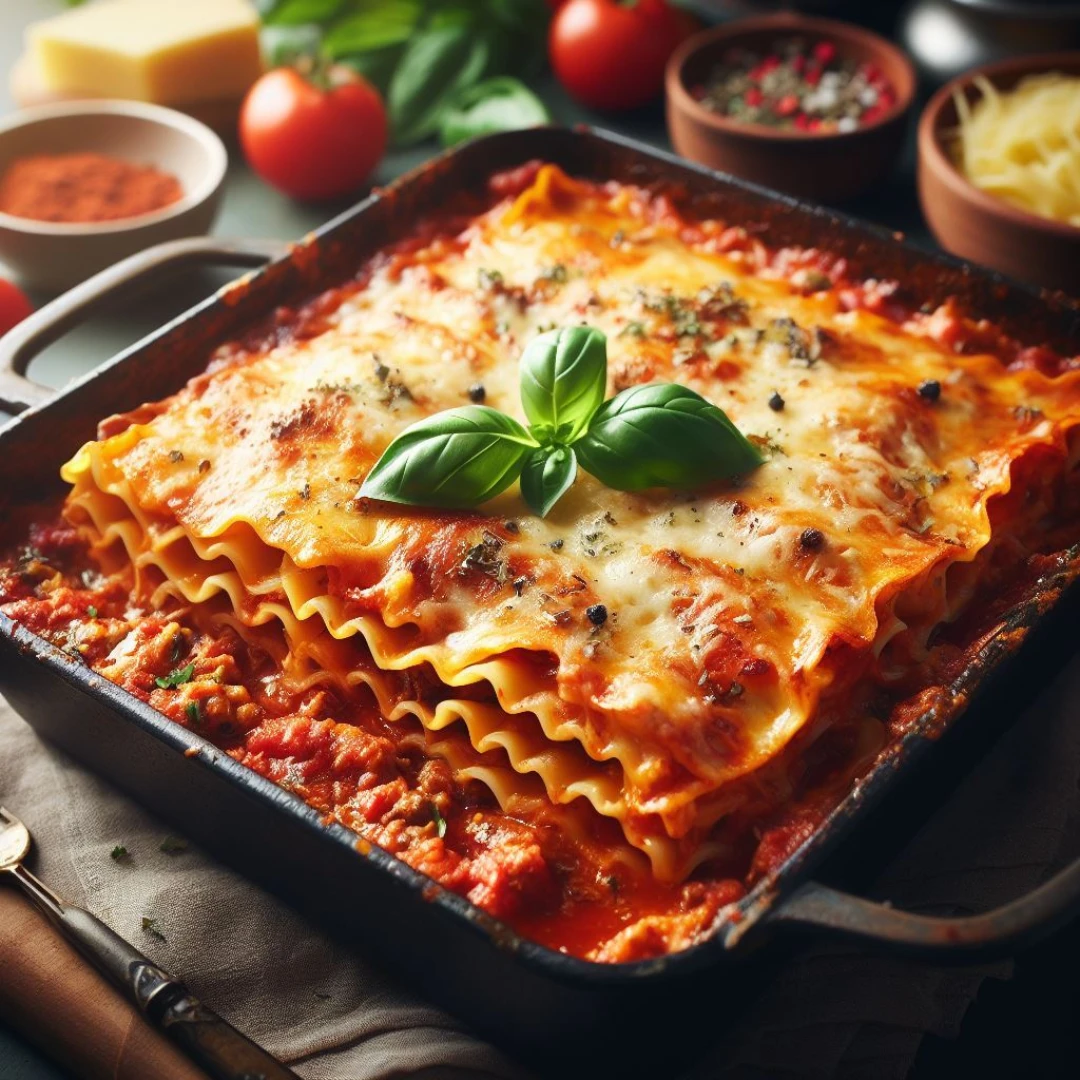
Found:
586,604 -> 608,627
768,391 -> 785,412
467,383 -> 486,404
503,520 -> 520,534
917,379 -> 941,402
198,459 -> 211,474
799,527 -> 825,551
169,450 -> 184,463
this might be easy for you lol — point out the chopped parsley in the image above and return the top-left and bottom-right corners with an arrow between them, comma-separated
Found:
159,836 -> 188,855
184,701 -> 201,727
141,917 -> 166,942
110,845 -> 129,861
478,268 -> 504,289
431,804 -> 448,839
86,606 -> 98,619
461,531 -> 507,582
155,663 -> 195,690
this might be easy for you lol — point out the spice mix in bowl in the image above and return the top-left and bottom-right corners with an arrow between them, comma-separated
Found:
0,100 -> 226,293
666,13 -> 916,203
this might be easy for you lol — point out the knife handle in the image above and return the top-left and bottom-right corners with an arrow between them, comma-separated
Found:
9,863 -> 296,1080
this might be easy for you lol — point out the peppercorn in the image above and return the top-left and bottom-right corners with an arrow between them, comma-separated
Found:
468,383 -> 486,403
799,527 -> 825,551
917,379 -> 941,402
586,604 -> 608,627
768,391 -> 785,412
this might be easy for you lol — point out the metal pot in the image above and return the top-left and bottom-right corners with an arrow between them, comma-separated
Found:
899,0 -> 1080,83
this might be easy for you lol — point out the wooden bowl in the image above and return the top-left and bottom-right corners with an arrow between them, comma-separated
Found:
0,100 -> 227,294
917,51 -> 1080,295
665,14 -> 916,203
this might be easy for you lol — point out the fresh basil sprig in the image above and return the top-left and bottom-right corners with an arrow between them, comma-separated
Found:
360,406 -> 535,509
575,383 -> 764,491
360,326 -> 763,517
258,0 -> 551,147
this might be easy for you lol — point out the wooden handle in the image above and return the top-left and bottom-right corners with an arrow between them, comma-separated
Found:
9,866 -> 296,1080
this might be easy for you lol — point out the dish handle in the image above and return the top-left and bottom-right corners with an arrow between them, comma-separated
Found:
761,857 -> 1080,961
0,236 -> 288,415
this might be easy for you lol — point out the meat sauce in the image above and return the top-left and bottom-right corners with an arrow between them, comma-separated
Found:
0,514 -> 898,961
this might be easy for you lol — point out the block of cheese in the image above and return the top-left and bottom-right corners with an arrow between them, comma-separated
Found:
27,0 -> 263,107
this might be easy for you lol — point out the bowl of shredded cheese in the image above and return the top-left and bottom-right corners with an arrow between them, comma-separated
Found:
918,51 -> 1080,294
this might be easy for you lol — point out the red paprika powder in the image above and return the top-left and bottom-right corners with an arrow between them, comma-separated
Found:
0,152 -> 183,224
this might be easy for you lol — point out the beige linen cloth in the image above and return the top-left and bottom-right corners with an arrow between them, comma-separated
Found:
2,645 -> 1080,1080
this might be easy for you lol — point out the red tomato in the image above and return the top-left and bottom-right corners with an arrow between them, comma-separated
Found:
0,279 -> 32,336
549,0 -> 692,112
240,65 -> 387,202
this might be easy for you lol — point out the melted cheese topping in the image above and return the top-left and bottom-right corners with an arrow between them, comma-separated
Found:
61,165 -> 1080,879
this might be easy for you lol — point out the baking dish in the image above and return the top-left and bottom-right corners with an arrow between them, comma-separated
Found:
2,127 -> 1080,1077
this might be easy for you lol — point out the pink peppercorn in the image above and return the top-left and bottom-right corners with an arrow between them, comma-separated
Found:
698,35 -> 896,134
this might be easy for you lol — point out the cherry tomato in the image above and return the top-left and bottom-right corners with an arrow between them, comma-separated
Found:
0,279 -> 32,336
549,0 -> 693,112
240,64 -> 387,202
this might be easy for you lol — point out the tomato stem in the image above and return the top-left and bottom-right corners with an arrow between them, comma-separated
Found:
294,52 -> 335,94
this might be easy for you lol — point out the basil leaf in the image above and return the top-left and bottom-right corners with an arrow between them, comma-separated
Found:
575,384 -> 763,492
439,77 -> 551,147
428,3 -> 476,30
388,25 -> 488,146
260,23 -> 323,67
262,0 -> 344,26
155,664 -> 195,690
520,445 -> 577,518
520,326 -> 607,443
337,45 -> 404,95
322,3 -> 420,58
359,406 -> 535,508
486,0 -> 550,33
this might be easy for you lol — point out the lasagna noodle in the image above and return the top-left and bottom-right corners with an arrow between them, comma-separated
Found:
61,164 -> 1080,880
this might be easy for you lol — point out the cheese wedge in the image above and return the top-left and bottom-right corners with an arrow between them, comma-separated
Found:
27,0 -> 263,107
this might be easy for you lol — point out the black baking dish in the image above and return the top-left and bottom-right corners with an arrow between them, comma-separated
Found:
3,127 -> 1080,1076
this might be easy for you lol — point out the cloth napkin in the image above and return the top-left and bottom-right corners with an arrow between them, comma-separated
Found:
2,644 -> 1080,1080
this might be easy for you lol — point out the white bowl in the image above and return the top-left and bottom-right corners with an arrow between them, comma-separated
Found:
0,100 -> 228,293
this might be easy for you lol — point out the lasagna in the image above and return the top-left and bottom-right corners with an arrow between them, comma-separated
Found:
4,163 -> 1080,962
